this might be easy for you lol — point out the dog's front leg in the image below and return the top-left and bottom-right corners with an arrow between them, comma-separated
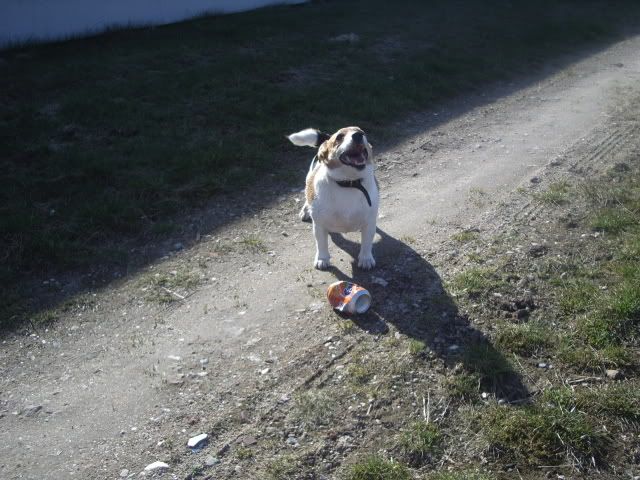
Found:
358,222 -> 376,270
313,223 -> 331,270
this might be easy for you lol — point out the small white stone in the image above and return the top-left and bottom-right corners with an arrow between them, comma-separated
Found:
260,368 -> 270,375
167,355 -> 181,361
144,461 -> 169,472
371,276 -> 388,287
187,433 -> 208,448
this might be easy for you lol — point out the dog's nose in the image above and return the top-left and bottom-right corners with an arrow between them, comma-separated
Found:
351,131 -> 364,144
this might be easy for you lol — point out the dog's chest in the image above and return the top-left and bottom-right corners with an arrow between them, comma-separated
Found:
311,177 -> 377,233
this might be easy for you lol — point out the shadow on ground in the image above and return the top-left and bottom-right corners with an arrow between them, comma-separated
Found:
329,229 -> 529,402
3,0 -> 640,333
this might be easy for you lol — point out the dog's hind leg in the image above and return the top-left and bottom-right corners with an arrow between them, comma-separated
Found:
313,222 -> 330,269
357,222 -> 376,270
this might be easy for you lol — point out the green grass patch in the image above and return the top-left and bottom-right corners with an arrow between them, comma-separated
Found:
444,373 -> 481,402
346,456 -> 411,480
558,279 -> 600,315
399,421 -> 442,464
463,343 -> 515,388
481,403 -> 609,466
533,180 -> 571,204
238,234 -> 267,253
141,269 -> 201,303
451,230 -> 478,243
266,455 -> 300,480
426,471 -> 494,480
557,340 -> 633,370
449,267 -> 504,296
494,322 -> 555,356
293,391 -> 336,426
590,208 -> 637,233
408,339 -> 427,356
543,384 -> 640,423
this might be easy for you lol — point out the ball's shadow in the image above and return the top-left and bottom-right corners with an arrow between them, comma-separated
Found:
328,228 -> 529,401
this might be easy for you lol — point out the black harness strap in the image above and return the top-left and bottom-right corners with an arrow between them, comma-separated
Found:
335,179 -> 372,207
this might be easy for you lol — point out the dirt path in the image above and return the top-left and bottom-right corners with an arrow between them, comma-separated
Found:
2,35 -> 640,480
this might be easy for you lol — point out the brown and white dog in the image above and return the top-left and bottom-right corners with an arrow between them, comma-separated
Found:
288,127 -> 379,270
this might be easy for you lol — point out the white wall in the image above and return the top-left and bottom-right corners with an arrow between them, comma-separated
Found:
0,0 -> 308,47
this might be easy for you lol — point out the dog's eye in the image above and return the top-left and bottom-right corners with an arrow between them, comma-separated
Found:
335,133 -> 345,142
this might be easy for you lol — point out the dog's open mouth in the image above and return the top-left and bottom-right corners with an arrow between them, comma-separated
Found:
339,147 -> 368,170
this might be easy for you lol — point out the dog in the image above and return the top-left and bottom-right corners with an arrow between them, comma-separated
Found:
288,126 -> 379,270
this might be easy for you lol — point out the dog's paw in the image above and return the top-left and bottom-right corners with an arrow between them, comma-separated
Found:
314,257 -> 330,270
357,254 -> 376,270
299,205 -> 312,223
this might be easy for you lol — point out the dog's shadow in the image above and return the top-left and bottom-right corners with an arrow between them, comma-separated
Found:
328,228 -> 529,401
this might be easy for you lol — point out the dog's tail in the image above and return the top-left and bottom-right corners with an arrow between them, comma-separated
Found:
287,128 -> 330,148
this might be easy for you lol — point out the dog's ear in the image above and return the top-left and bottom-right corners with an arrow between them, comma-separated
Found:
288,128 -> 330,148
317,138 -> 332,163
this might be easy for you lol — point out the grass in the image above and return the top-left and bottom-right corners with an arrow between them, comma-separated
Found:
266,455 -> 300,480
141,268 -> 201,303
590,209 -> 637,233
293,391 -> 336,426
426,472 -> 494,480
236,447 -> 254,460
557,340 -> 633,370
399,421 -> 442,464
239,234 -> 268,253
449,267 -> 504,296
543,384 -> 640,423
408,339 -> 427,356
345,456 -> 411,480
533,180 -> 571,204
3,0 -> 640,329
444,373 -> 481,402
480,403 -> 609,466
494,322 -> 555,356
451,231 -> 478,243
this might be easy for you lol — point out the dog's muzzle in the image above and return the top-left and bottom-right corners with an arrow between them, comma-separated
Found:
339,147 -> 368,170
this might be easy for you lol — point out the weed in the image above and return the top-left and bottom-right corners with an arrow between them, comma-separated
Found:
557,340 -> 633,370
400,235 -> 417,245
449,267 -> 504,296
266,455 -> 299,480
427,471 -> 494,480
346,456 -> 411,480
444,373 -> 481,402
186,465 -> 204,479
142,269 -> 201,303
348,362 -> 375,386
30,309 -> 59,327
494,322 -> 555,356
558,279 -> 599,315
294,391 -> 336,426
408,339 -> 427,356
481,404 -> 609,466
468,188 -> 488,207
451,230 -> 478,243
463,342 -> 513,386
591,209 -> 636,233
239,234 -> 267,253
533,181 -> 571,204
399,421 -> 442,464
236,447 -> 254,460
543,384 -> 640,423
338,319 -> 356,333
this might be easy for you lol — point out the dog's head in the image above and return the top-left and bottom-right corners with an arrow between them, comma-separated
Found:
288,126 -> 373,175
319,127 -> 373,173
